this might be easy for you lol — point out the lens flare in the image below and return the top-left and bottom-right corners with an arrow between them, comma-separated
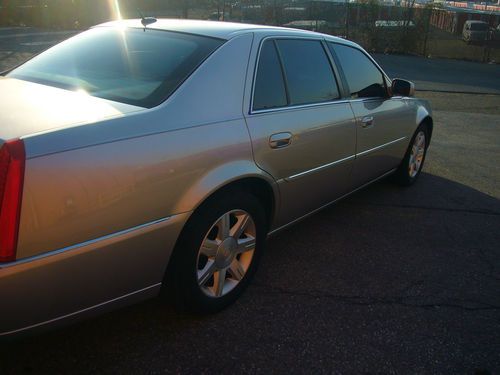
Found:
109,0 -> 123,20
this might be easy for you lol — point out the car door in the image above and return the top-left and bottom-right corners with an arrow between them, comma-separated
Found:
244,37 -> 356,228
328,42 -> 413,186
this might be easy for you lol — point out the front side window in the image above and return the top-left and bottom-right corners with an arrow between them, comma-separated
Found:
8,27 -> 223,108
329,43 -> 386,99
276,39 -> 339,106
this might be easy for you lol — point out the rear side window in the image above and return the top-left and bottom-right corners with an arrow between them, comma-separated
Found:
8,27 -> 223,108
329,43 -> 386,99
253,40 -> 288,111
276,39 -> 339,105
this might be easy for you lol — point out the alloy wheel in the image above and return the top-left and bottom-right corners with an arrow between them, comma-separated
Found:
196,209 -> 256,298
408,131 -> 426,178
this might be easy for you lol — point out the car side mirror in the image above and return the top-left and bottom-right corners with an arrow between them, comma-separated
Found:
391,78 -> 415,97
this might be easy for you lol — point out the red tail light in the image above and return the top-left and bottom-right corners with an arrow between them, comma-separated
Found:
0,139 -> 25,262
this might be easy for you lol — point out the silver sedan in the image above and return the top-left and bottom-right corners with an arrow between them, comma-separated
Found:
0,19 -> 432,337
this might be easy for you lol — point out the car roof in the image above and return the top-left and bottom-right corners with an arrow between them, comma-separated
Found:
96,18 -> 338,40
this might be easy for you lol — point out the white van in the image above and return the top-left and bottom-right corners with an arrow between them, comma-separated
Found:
462,20 -> 489,44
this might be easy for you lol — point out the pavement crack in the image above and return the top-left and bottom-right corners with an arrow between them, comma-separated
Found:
253,283 -> 500,311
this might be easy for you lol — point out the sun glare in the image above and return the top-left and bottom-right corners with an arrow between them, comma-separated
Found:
109,1 -> 135,77
109,0 -> 123,21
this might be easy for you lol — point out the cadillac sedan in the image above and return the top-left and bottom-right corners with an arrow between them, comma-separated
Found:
0,19 -> 432,337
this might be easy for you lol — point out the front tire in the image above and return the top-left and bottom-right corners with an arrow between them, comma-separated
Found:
166,191 -> 267,314
392,124 -> 429,186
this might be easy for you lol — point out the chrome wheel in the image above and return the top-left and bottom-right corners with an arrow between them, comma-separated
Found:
408,130 -> 426,178
196,209 -> 256,298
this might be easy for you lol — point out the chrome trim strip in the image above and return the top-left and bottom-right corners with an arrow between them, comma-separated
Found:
286,154 -> 355,181
269,168 -> 397,236
251,99 -> 351,115
0,283 -> 162,337
1,216 -> 172,269
356,136 -> 407,157
349,97 -> 386,103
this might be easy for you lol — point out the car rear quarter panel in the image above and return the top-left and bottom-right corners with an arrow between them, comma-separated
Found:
17,119 -> 259,259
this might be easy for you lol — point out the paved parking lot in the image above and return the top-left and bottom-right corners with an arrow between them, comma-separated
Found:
0,28 -> 499,374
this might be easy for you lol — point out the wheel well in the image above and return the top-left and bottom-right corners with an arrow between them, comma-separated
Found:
421,116 -> 433,144
162,177 -> 276,289
204,177 -> 276,228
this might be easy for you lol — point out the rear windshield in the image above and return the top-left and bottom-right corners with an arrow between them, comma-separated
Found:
8,27 -> 224,108
470,23 -> 488,31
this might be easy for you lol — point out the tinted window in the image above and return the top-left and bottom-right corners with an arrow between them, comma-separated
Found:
470,23 -> 488,31
330,43 -> 386,99
8,28 -> 223,108
276,39 -> 339,105
253,40 -> 287,111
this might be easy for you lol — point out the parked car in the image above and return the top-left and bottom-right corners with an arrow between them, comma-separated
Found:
462,20 -> 489,44
0,19 -> 432,337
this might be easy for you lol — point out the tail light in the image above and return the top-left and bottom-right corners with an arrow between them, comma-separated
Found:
0,139 -> 25,262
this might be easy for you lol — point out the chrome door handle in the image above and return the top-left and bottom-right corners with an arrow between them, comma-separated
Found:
269,132 -> 293,149
361,116 -> 374,128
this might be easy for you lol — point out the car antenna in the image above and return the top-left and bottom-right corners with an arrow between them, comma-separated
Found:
137,7 -> 157,30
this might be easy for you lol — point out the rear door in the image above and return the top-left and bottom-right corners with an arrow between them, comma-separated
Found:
328,42 -> 413,186
244,37 -> 356,228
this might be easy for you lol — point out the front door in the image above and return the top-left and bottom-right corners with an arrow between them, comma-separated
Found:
328,42 -> 413,186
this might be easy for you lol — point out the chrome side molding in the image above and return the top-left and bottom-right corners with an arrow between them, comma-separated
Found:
286,155 -> 355,181
1,216 -> 172,269
357,136 -> 407,157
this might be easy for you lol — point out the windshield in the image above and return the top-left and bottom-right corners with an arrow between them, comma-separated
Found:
8,27 -> 224,108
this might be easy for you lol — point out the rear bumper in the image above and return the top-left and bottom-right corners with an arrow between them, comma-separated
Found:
0,212 -> 190,337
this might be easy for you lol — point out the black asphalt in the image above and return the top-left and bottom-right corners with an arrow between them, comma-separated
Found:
0,28 -> 499,374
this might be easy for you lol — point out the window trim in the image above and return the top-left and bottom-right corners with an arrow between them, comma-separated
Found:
327,41 -> 391,101
251,98 -> 353,115
250,36 -> 345,115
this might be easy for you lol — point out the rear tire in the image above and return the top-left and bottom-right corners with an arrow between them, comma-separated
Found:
165,191 -> 267,314
392,124 -> 429,186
